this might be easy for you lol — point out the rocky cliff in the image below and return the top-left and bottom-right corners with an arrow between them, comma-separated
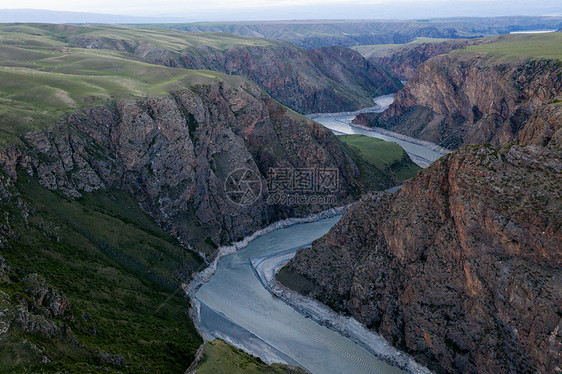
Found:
65,26 -> 402,114
281,144 -> 561,373
368,40 -> 475,80
378,35 -> 562,149
0,79 -> 392,258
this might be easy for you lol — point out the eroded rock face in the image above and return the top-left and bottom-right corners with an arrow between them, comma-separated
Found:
1,81 -> 375,256
70,36 -> 401,114
283,144 -> 562,373
379,54 -> 562,149
517,102 -> 562,147
369,40 -> 475,80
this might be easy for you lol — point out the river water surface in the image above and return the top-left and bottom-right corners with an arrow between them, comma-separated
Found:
196,216 -> 409,373
193,95 -> 444,373
309,94 -> 449,167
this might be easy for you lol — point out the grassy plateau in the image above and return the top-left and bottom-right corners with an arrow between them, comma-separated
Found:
0,23 -> 253,145
453,32 -> 562,61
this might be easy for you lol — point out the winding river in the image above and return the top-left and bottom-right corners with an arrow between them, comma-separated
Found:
308,94 -> 450,167
192,96 -> 447,374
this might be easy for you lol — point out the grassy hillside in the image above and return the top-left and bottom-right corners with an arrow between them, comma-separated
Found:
352,37 -> 450,58
0,23 -> 401,129
193,339 -> 308,374
0,24 -> 273,52
455,32 -> 562,61
0,174 -> 204,373
339,135 -> 420,182
0,24 -> 250,145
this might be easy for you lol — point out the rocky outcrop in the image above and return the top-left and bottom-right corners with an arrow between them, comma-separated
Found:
1,80 -> 386,257
352,112 -> 381,128
282,144 -> 562,373
379,53 -> 562,149
69,33 -> 401,114
517,101 -> 562,147
368,40 -> 475,80
306,46 -> 402,99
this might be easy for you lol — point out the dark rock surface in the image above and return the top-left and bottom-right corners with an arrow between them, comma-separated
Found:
379,54 -> 562,149
1,80 -> 388,257
369,40 -> 475,80
282,144 -> 562,373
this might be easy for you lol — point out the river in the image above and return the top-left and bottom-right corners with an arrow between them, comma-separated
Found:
192,95 -> 444,374
308,94 -> 450,167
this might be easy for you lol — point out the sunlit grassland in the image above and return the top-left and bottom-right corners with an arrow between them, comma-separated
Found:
0,25 -> 250,144
454,32 -> 562,61
351,37 -> 451,58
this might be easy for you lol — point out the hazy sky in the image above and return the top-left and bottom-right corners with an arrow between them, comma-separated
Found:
1,0 -> 561,20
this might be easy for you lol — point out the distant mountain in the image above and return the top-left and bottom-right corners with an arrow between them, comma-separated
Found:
14,23 -> 401,114
164,16 -> 562,49
0,8 -> 191,23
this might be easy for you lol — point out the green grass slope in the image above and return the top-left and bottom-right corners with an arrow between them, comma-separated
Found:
352,37 -> 450,58
0,24 -> 248,145
453,32 -> 562,61
339,134 -> 420,182
0,174 -> 204,373
193,339 -> 308,374
0,24 -> 273,52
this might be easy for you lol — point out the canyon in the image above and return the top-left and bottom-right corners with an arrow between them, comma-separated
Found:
0,23 -> 421,373
0,20 -> 560,374
279,32 -> 562,374
377,33 -> 562,148
61,24 -> 402,114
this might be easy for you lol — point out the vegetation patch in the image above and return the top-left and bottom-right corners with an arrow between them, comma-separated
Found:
454,33 -> 562,61
339,134 -> 421,182
0,174 -> 205,373
194,339 -> 308,374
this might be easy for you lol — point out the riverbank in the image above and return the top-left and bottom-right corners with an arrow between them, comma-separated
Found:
348,122 -> 452,156
310,93 -> 451,168
250,242 -> 432,374
183,206 -> 348,340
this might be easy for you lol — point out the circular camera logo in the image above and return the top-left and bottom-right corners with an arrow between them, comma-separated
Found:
224,168 -> 262,206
